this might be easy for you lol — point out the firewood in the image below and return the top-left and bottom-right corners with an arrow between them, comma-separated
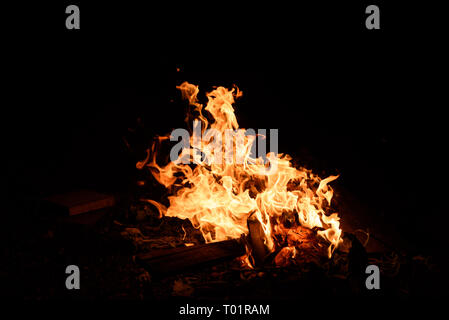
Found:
247,212 -> 270,266
136,238 -> 246,274
43,190 -> 115,216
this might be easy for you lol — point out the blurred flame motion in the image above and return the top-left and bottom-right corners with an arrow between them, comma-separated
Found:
138,82 -> 343,261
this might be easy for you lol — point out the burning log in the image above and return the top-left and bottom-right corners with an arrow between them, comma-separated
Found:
247,212 -> 270,266
136,238 -> 246,274
273,226 -> 330,266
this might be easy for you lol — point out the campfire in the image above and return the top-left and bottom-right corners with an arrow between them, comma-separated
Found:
9,79 -> 437,301
136,82 -> 344,271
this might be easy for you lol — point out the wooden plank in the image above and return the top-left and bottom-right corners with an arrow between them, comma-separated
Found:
43,190 -> 115,216
136,238 -> 246,274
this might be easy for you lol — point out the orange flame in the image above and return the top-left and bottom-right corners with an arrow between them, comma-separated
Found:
139,82 -> 343,259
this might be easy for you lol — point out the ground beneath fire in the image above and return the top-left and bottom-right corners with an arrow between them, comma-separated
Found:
1,191 -> 445,300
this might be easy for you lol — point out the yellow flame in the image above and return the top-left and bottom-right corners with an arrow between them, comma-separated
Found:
139,82 -> 343,259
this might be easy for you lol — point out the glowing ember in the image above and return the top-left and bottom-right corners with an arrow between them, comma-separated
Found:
138,82 -> 343,261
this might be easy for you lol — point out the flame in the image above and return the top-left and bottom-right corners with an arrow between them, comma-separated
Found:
139,82 -> 343,260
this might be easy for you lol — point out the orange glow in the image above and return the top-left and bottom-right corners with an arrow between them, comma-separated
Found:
138,82 -> 343,261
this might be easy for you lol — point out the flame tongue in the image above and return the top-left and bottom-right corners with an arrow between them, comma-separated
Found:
140,82 -> 343,260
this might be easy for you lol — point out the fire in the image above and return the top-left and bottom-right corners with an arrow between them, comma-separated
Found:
138,82 -> 343,261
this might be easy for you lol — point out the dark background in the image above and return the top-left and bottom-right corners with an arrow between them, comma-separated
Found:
4,0 -> 448,293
